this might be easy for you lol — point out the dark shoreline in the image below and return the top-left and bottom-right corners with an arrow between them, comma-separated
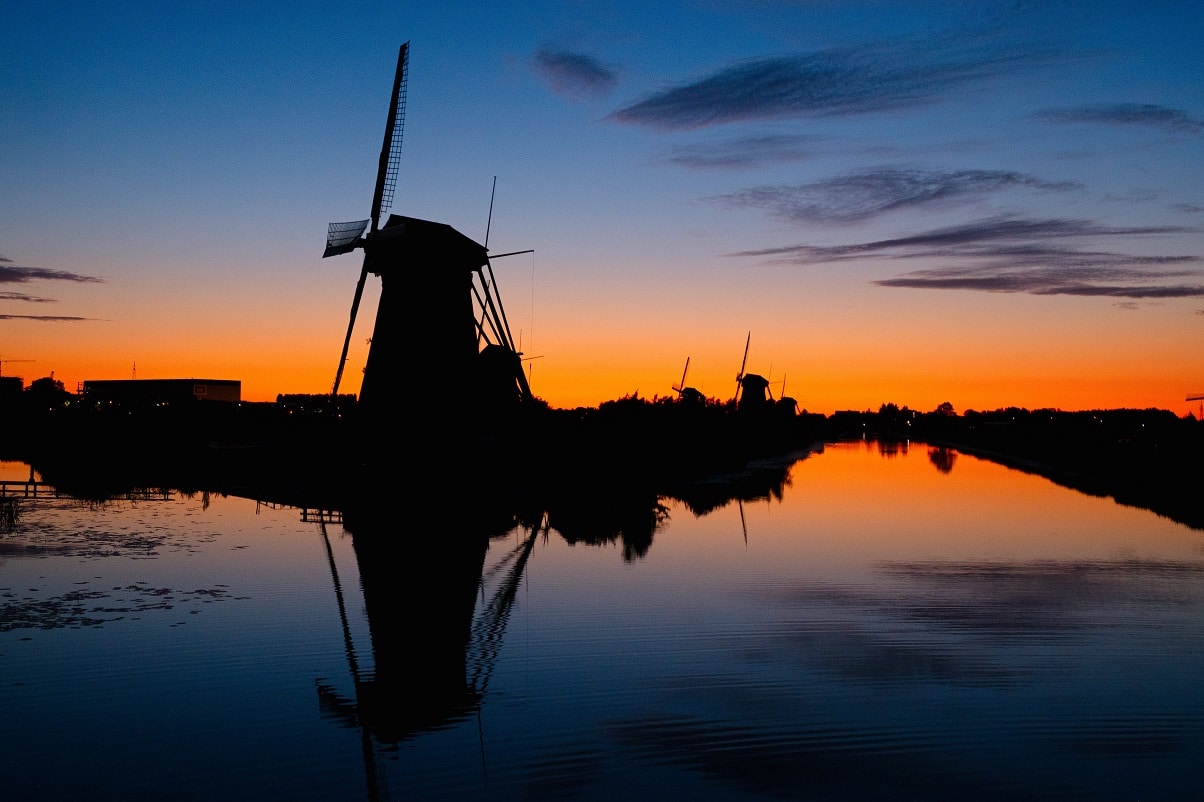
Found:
892,406 -> 1203,531
918,437 -> 1203,532
4,400 -> 1200,532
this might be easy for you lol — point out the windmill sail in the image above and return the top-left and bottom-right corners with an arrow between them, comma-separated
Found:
735,332 -> 750,401
370,42 -> 409,230
329,42 -> 410,397
324,220 -> 369,258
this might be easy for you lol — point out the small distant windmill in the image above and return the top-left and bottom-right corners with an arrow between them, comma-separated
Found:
671,357 -> 705,404
323,42 -> 532,422
673,357 -> 690,396
732,333 -> 770,411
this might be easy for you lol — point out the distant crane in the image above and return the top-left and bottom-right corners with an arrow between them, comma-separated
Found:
1188,393 -> 1204,418
0,357 -> 34,378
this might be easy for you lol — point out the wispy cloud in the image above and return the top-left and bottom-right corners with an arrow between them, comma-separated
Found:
711,168 -> 1079,223
0,256 -> 104,285
0,255 -> 102,320
0,292 -> 55,303
875,268 -> 1204,298
610,36 -> 1066,130
0,314 -> 93,322
532,47 -> 618,100
730,216 -> 1204,298
1035,103 -> 1203,135
659,133 -> 818,169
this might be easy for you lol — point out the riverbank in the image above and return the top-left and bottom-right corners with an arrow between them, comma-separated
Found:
894,407 -> 1203,530
6,400 -> 1199,531
5,396 -> 822,510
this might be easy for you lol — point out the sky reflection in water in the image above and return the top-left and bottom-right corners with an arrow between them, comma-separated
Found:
1,445 -> 1201,800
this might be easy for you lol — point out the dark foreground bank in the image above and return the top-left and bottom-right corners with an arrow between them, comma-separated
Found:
4,398 -> 1201,531
861,406 -> 1204,531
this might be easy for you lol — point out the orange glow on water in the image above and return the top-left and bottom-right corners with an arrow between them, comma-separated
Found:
782,442 -> 1192,556
656,441 -> 1202,585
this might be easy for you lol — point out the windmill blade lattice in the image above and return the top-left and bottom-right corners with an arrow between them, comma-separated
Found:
328,42 -> 410,397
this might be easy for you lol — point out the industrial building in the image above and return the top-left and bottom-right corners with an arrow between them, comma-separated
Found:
81,378 -> 241,405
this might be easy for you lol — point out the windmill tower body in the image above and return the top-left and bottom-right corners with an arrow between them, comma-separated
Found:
324,43 -> 532,445
737,374 -> 771,412
358,215 -> 486,418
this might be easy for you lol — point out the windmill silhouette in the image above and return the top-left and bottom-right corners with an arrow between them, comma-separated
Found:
671,357 -> 705,404
732,332 -> 770,412
323,42 -> 532,424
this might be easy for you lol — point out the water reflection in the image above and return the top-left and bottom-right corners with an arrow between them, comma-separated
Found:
928,446 -> 957,473
4,444 -> 1203,800
310,458 -> 800,752
315,494 -> 534,745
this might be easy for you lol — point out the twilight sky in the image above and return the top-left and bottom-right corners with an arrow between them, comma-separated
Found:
3,0 -> 1202,414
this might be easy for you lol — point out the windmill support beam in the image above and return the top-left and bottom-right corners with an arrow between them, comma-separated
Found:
475,269 -> 515,353
483,261 -> 517,351
470,282 -> 506,347
332,264 -> 371,396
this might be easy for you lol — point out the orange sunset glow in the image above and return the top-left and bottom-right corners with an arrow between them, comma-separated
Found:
2,3 -> 1201,418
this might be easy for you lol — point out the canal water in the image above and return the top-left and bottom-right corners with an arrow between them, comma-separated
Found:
2,442 -> 1202,800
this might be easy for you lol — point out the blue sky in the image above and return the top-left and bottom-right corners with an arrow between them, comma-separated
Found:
2,1 -> 1202,412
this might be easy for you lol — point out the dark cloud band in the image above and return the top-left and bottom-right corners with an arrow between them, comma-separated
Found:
0,292 -> 55,303
711,168 -> 1080,223
660,134 -> 818,170
0,265 -> 104,284
1036,103 -> 1203,135
611,37 -> 1065,130
533,47 -> 618,100
0,314 -> 93,321
730,216 -> 1203,299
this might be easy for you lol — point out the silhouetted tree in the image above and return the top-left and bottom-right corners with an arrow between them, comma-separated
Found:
25,375 -> 74,411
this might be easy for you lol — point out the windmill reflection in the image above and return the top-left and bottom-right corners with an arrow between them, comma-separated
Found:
316,490 -> 544,787
313,454 -> 803,797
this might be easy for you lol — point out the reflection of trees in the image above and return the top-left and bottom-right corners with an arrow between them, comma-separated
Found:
877,439 -> 909,458
542,454 -> 806,559
547,490 -> 668,561
927,447 -> 957,474
666,461 -> 795,518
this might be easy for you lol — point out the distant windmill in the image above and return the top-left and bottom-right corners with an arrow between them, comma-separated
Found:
672,357 -> 690,396
323,42 -> 532,422
671,356 -> 705,404
732,333 -> 770,411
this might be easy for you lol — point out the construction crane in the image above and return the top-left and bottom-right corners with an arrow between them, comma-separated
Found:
0,357 -> 34,378
1188,393 -> 1204,419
